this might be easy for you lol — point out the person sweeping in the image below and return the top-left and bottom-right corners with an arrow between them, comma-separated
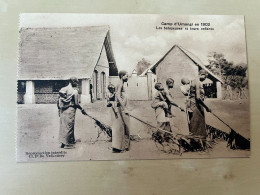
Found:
58,76 -> 86,149
111,70 -> 131,153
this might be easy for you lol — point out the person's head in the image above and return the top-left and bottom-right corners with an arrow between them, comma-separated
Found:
119,70 -> 128,82
108,84 -> 115,93
69,76 -> 79,87
154,82 -> 164,91
199,69 -> 208,81
166,78 -> 174,88
181,78 -> 190,85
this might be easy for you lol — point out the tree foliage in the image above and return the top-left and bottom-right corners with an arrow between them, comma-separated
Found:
136,58 -> 151,75
206,52 -> 248,88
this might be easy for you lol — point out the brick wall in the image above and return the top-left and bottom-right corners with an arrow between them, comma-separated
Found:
17,93 -> 25,104
155,46 -> 199,98
35,81 -> 53,93
35,94 -> 59,104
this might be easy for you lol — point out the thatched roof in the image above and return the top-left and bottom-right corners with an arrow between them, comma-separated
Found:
140,45 -> 223,83
18,26 -> 117,80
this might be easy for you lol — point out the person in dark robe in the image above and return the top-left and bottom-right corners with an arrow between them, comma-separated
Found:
58,76 -> 86,149
111,70 -> 131,153
188,70 -> 211,137
89,83 -> 93,103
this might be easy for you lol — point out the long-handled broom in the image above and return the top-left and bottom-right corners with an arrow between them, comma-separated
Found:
82,112 -> 112,137
209,111 -> 250,150
129,114 -> 213,153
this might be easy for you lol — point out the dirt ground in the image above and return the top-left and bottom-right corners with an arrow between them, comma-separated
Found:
16,98 -> 250,162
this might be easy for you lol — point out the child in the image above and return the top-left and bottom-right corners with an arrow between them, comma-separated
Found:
151,82 -> 171,118
180,77 -> 191,96
107,84 -> 118,118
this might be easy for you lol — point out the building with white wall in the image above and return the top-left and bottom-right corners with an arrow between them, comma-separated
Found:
18,26 -> 118,104
109,70 -> 157,101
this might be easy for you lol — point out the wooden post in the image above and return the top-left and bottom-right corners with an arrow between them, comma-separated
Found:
147,70 -> 153,100
24,81 -> 35,104
81,79 -> 91,104
216,81 -> 222,99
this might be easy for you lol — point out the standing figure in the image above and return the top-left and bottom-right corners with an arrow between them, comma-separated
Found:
154,78 -> 185,132
241,87 -> 248,99
180,78 -> 192,125
223,83 -> 233,100
58,76 -> 86,149
111,70 -> 130,153
89,83 -> 93,103
151,82 -> 170,134
237,86 -> 248,100
188,70 -> 211,137
107,83 -> 118,122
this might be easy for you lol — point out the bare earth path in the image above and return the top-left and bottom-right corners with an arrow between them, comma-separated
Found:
16,99 -> 250,162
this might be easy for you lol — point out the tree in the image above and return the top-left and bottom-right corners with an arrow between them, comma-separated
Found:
206,52 -> 248,88
136,58 -> 151,75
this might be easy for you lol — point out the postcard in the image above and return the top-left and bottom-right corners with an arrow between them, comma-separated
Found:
17,14 -> 250,162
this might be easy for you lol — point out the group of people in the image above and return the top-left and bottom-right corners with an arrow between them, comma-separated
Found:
58,69 -> 212,152
223,84 -> 248,101
151,69 -> 211,138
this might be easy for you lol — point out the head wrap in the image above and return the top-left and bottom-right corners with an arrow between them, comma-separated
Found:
69,76 -> 79,85
108,83 -> 115,90
181,78 -> 190,85
166,78 -> 174,85
119,70 -> 128,79
154,82 -> 163,90
199,69 -> 208,76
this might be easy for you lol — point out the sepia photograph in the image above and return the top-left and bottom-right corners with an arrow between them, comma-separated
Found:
17,14 -> 250,162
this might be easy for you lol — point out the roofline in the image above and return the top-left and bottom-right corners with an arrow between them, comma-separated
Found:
139,45 -> 177,76
19,25 -> 110,32
105,30 -> 117,67
177,45 -> 223,83
140,44 -> 223,83
90,30 -> 118,78
17,78 -> 91,81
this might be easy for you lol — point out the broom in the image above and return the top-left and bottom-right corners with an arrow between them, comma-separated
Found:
82,112 -> 112,137
129,114 -> 214,153
209,111 -> 250,150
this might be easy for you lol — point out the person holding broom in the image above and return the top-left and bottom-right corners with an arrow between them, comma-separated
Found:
152,79 -> 185,133
58,76 -> 86,149
111,70 -> 131,153
188,70 -> 211,137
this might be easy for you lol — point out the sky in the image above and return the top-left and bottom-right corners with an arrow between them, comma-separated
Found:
20,14 -> 248,73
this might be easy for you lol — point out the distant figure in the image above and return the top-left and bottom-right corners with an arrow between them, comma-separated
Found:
188,70 -> 211,137
89,83 -> 93,103
107,83 -> 118,119
223,83 -> 233,100
58,77 -> 86,149
111,70 -> 131,153
237,86 -> 248,100
241,87 -> 248,99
